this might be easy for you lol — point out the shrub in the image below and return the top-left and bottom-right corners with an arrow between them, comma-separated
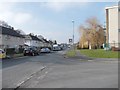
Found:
6,48 -> 24,55
6,48 -> 15,55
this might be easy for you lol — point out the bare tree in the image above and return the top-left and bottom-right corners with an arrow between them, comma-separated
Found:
0,20 -> 13,29
79,17 -> 105,49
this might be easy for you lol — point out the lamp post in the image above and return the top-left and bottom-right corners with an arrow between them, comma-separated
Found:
72,20 -> 75,50
104,21 -> 107,50
72,20 -> 74,45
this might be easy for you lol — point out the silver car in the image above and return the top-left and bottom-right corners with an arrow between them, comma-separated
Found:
40,48 -> 51,53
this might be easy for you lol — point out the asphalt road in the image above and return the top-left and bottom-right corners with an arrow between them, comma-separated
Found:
1,51 -> 118,88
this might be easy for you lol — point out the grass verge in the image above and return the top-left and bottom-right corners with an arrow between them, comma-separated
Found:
66,50 -> 76,57
80,49 -> 120,58
12,53 -> 24,58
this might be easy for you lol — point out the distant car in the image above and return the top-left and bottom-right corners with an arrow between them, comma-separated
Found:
40,48 -> 51,53
24,47 -> 39,56
0,49 -> 6,59
53,44 -> 61,51
68,45 -> 71,48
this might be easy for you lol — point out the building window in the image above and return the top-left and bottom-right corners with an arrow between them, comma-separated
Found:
5,35 -> 10,40
118,8 -> 120,12
119,29 -> 120,32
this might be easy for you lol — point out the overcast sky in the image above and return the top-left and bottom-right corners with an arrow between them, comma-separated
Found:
0,1 -> 118,43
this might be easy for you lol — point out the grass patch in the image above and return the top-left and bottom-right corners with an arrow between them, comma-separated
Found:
80,49 -> 120,58
66,50 -> 76,57
13,53 -> 24,58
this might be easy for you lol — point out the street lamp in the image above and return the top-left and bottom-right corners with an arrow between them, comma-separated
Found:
72,20 -> 75,51
72,20 -> 74,46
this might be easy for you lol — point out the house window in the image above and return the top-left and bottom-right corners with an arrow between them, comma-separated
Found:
5,35 -> 10,40
119,29 -> 120,32
118,8 -> 120,12
18,38 -> 20,40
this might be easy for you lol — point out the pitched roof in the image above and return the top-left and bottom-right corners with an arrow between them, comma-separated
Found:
43,38 -> 49,43
105,6 -> 118,10
0,26 -> 24,38
26,34 -> 43,42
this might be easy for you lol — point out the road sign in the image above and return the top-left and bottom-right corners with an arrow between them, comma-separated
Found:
69,39 -> 72,43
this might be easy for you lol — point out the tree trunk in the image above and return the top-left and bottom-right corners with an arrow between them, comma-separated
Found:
89,43 -> 92,50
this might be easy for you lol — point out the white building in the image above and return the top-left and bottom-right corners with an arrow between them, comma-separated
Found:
24,34 -> 43,48
37,35 -> 46,47
0,26 -> 25,49
37,35 -> 53,49
105,5 -> 120,48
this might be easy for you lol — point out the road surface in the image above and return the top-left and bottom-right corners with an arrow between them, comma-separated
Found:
2,51 -> 118,88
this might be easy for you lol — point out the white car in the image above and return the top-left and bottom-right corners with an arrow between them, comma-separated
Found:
53,44 -> 61,51
40,48 -> 51,53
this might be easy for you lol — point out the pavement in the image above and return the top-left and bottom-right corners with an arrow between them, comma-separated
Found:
5,53 -> 24,59
1,50 -> 118,88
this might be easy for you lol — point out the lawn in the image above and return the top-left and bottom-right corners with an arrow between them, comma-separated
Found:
80,49 -> 120,58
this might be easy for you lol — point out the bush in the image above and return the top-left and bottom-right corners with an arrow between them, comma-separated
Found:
6,48 -> 24,55
6,48 -> 15,55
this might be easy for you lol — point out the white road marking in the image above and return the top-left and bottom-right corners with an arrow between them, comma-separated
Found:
15,66 -> 46,88
88,60 -> 93,62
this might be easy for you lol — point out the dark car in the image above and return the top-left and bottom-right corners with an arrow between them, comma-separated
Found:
24,47 -> 40,56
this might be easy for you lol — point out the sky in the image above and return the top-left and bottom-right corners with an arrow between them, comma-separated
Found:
0,1 -> 118,43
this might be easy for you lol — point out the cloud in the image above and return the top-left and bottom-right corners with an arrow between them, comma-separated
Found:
0,11 -> 32,25
45,2 -> 68,12
0,2 -> 32,25
0,11 -> 14,21
39,0 -> 118,12
0,2 -> 14,22
40,1 -> 89,12
14,13 -> 32,24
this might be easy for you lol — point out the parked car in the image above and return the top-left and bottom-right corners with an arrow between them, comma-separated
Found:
24,47 -> 40,56
68,45 -> 71,48
0,49 -> 6,59
53,44 -> 61,51
40,48 -> 51,53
